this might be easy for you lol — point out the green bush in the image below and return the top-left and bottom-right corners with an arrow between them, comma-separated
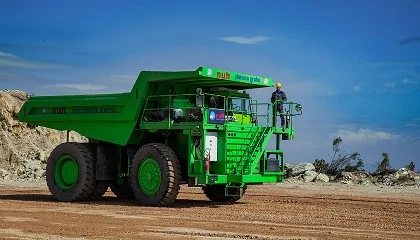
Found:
314,159 -> 328,173
376,153 -> 394,174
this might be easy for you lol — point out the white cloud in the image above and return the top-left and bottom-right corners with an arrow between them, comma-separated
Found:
334,128 -> 400,144
384,82 -> 395,88
402,78 -> 418,84
0,50 -> 66,69
219,36 -> 269,45
0,51 -> 16,58
353,85 -> 362,92
42,84 -> 106,91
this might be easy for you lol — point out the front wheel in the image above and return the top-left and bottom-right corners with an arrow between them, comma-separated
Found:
130,143 -> 181,206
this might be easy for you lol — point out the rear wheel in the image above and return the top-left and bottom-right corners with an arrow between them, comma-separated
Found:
81,143 -> 110,201
130,143 -> 181,206
202,185 -> 246,203
46,142 -> 96,202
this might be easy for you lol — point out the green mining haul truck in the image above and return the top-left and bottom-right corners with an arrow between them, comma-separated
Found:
17,67 -> 302,206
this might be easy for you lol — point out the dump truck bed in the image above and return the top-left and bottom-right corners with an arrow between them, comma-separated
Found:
17,92 -> 140,145
17,67 -> 273,145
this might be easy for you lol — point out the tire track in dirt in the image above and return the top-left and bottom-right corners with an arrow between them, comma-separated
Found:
0,184 -> 419,240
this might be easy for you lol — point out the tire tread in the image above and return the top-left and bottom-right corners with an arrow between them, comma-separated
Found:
130,143 -> 181,206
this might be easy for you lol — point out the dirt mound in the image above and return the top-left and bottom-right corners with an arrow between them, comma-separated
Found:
0,90 -> 87,180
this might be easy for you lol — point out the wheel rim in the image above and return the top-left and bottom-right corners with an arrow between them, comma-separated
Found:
138,158 -> 161,195
54,154 -> 79,191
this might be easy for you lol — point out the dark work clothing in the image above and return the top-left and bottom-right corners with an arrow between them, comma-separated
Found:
271,90 -> 287,107
271,90 -> 287,126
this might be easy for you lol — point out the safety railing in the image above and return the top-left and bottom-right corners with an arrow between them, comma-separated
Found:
272,100 -> 303,128
238,100 -> 302,175
223,97 -> 258,125
140,93 -> 228,128
236,101 -> 272,174
141,93 -> 271,127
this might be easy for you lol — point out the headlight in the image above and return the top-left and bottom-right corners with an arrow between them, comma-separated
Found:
295,104 -> 302,112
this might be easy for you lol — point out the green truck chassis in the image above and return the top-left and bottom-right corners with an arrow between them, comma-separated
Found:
18,66 -> 302,206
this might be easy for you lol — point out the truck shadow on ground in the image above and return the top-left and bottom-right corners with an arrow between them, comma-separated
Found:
0,193 -> 54,202
0,193 -> 244,209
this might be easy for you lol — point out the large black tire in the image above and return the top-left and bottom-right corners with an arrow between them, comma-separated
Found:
130,143 -> 181,206
46,142 -> 96,202
80,143 -> 110,201
110,180 -> 135,199
202,185 -> 246,203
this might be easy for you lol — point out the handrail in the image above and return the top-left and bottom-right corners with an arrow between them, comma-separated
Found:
237,101 -> 272,174
140,92 -> 229,127
249,127 -> 274,172
239,100 -> 302,174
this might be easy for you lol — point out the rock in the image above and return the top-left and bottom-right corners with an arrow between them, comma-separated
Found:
34,169 -> 46,178
303,170 -> 317,182
40,163 -> 47,170
315,173 -> 330,182
385,168 -> 419,186
36,150 -> 46,162
283,163 -> 294,177
284,163 -> 294,170
0,90 -> 87,181
338,171 -> 372,185
413,172 -> 420,181
329,175 -> 337,182
289,163 -> 315,177
395,168 -> 409,178
0,168 -> 9,179
16,167 -> 25,177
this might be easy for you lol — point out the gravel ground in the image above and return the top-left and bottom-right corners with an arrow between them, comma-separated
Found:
1,180 -> 419,240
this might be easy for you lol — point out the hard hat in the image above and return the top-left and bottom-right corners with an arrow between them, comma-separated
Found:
276,83 -> 282,88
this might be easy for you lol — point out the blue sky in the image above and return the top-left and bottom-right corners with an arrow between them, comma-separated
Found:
1,0 -> 419,171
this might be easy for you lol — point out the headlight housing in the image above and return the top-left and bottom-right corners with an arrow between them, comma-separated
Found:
295,104 -> 302,112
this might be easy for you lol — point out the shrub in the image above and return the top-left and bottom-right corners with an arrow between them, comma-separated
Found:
376,153 -> 393,174
314,159 -> 328,173
406,161 -> 415,172
315,137 -> 364,175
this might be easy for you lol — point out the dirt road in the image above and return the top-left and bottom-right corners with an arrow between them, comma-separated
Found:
1,182 -> 419,240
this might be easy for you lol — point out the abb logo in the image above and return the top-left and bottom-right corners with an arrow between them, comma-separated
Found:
209,110 -> 226,124
215,113 -> 225,119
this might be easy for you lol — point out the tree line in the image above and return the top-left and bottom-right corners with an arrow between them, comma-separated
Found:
313,137 -> 416,175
